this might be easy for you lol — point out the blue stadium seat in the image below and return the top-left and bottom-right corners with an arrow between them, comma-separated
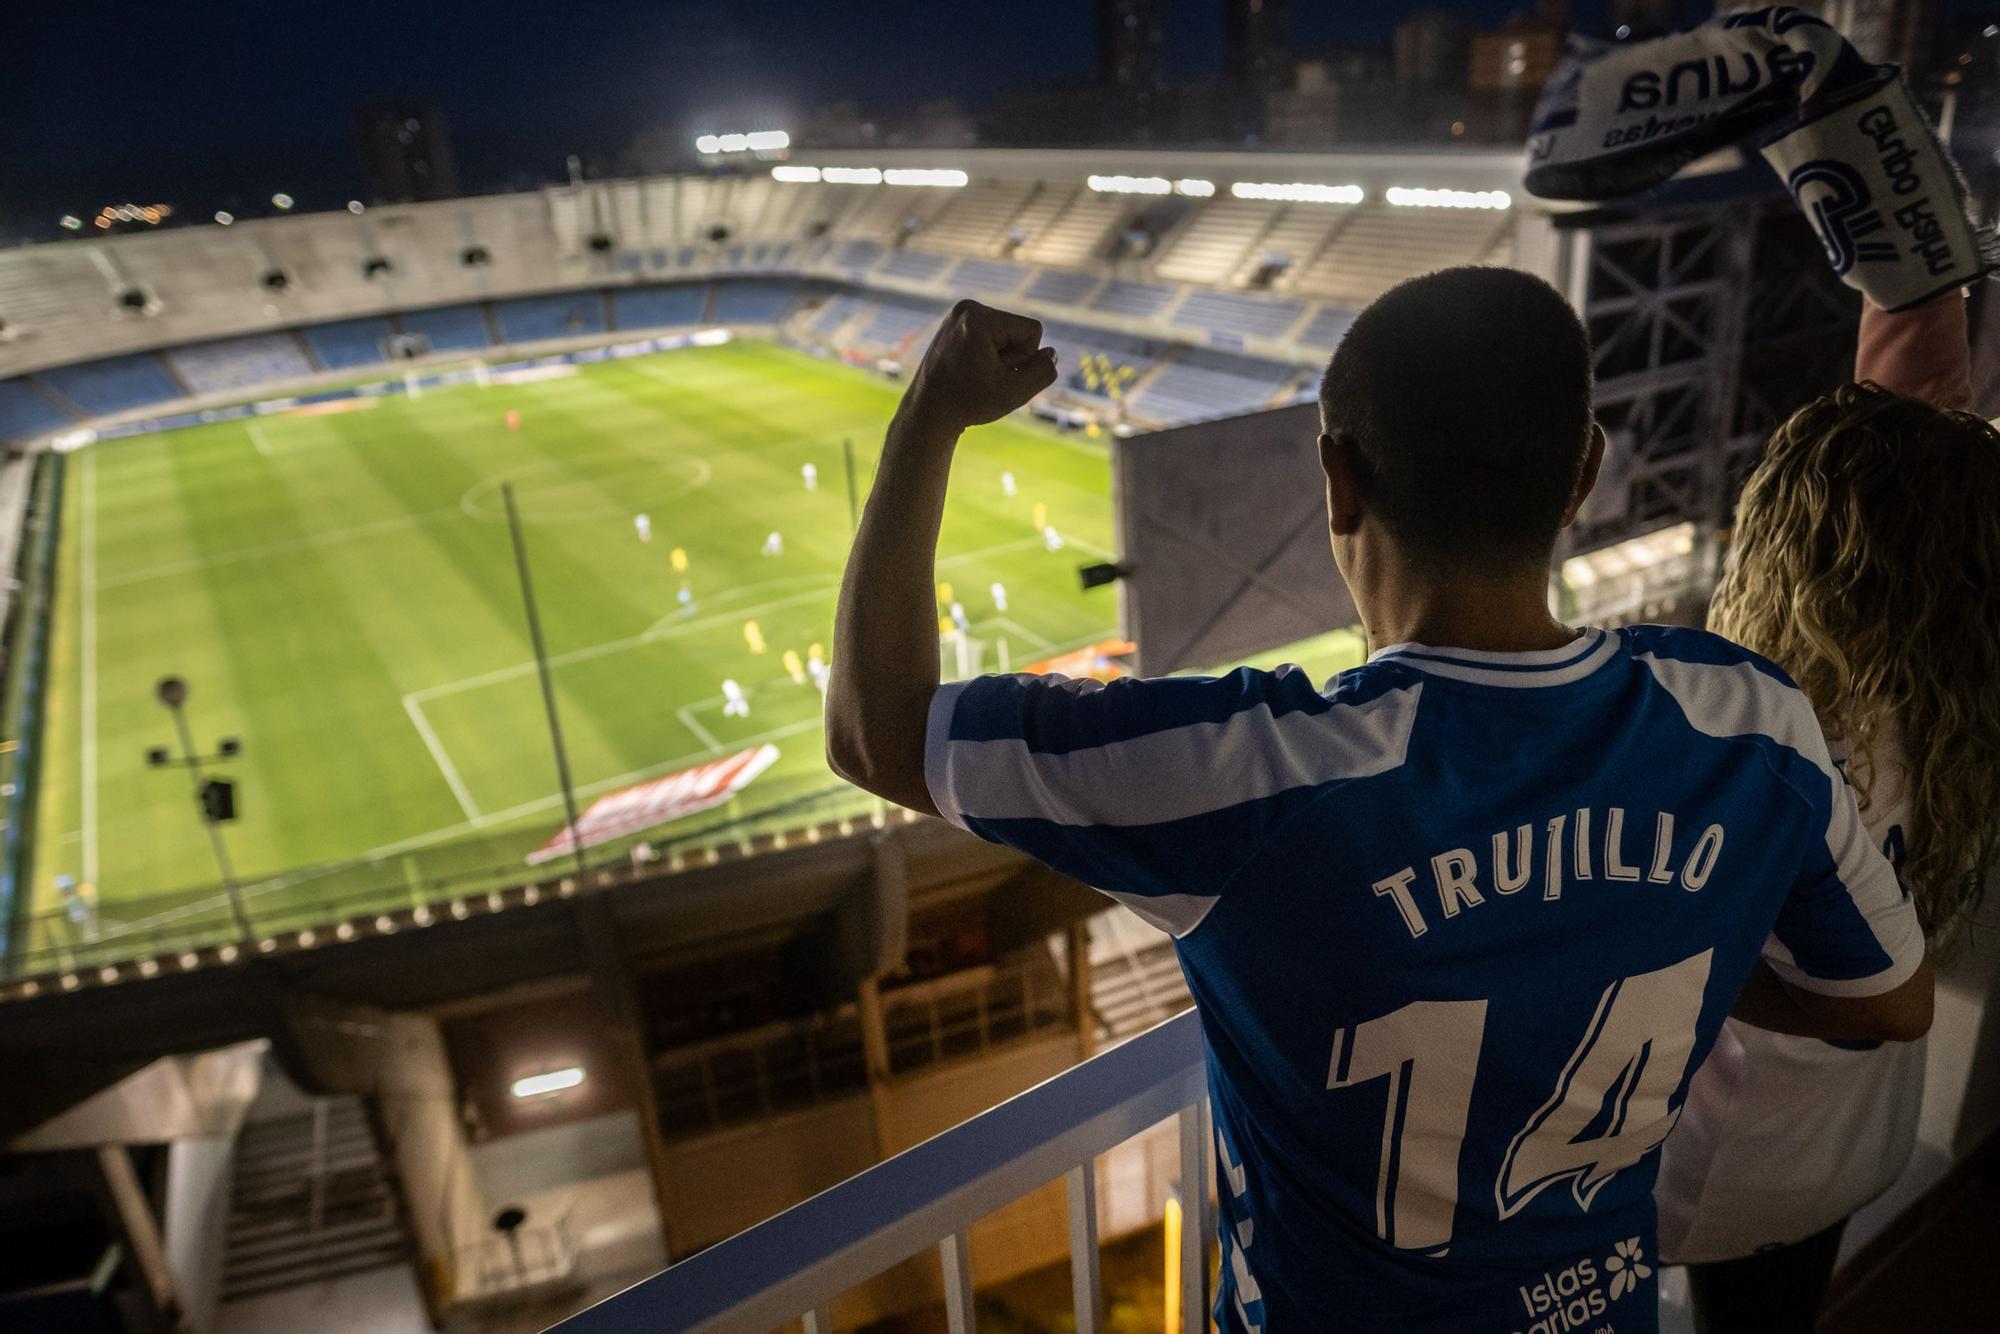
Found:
1090,280 -> 1179,320
1170,291 -> 1308,343
878,251 -> 950,282
1132,348 -> 1298,424
0,379 -> 76,443
397,305 -> 494,353
950,258 -> 1030,296
831,240 -> 885,273
852,297 -> 942,352
302,317 -> 395,371
38,354 -> 184,417
169,333 -> 316,396
1295,306 -> 1358,350
615,285 -> 711,330
807,295 -> 869,336
493,294 -> 608,343
711,280 -> 802,324
1025,270 -> 1101,306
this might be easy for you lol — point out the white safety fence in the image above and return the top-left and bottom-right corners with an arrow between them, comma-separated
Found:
555,1009 -> 1213,1333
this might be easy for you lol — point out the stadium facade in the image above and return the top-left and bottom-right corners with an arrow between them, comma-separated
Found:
2,146 -> 1982,1333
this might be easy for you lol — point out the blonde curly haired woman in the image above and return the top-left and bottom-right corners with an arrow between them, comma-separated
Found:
1656,291 -> 1999,1331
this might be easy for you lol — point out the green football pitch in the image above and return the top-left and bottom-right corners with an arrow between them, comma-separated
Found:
22,339 -> 1128,953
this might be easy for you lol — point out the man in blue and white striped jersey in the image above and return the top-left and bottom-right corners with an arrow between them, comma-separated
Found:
825,272 -> 1931,1333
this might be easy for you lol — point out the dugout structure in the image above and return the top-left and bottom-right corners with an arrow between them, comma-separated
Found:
1113,193 -> 1859,676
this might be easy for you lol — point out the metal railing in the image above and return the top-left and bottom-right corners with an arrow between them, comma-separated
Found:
556,1009 -> 1213,1334
449,1210 -> 578,1304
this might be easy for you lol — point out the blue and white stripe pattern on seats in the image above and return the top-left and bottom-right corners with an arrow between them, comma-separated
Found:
302,318 -> 395,370
38,354 -> 185,416
493,294 -> 607,343
614,285 -> 711,331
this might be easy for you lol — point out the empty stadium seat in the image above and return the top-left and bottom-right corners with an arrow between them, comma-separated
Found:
396,305 -> 494,353
1090,280 -> 1179,320
878,251 -> 951,283
1040,322 -> 1164,406
949,258 -> 1030,296
1023,270 -> 1102,307
0,380 -> 75,443
1132,348 -> 1298,424
493,293 -> 608,343
38,354 -> 184,417
1170,291 -> 1308,344
301,317 -> 395,371
710,280 -> 802,324
168,333 -> 316,397
851,297 -> 943,355
1295,306 -> 1357,351
805,294 -> 869,337
615,285 -> 711,330
830,239 -> 886,275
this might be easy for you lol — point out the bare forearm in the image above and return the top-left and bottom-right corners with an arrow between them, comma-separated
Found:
826,405 -> 957,813
1730,957 -> 1933,1042
1855,289 -> 1971,410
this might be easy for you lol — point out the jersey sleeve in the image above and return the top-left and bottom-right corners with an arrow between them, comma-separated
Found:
924,665 -> 1421,938
1763,706 -> 1927,997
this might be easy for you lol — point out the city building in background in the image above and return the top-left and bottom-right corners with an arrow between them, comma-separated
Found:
353,100 -> 460,204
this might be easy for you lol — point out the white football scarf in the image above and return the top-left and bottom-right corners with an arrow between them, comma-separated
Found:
1524,5 -> 1996,311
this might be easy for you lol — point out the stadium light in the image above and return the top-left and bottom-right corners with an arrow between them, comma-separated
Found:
347,199 -> 365,214
771,165 -> 822,183
58,214 -> 82,231
1230,181 -> 1365,204
1386,186 -> 1512,210
695,129 -> 791,155
883,168 -> 968,187
271,192 -> 294,210
1088,174 -> 1172,195
821,166 -> 884,185
511,1066 -> 586,1099
214,210 -> 234,226
1174,178 -> 1216,197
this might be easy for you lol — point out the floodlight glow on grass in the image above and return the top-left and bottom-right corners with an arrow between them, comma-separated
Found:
771,165 -> 822,183
883,168 -> 967,187
1385,186 -> 1511,209
1230,181 -> 1364,204
512,1067 -> 585,1099
821,166 -> 884,185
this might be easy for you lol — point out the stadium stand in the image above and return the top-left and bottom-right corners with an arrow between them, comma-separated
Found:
850,295 -> 943,355
709,279 -> 802,325
1023,269 -> 1103,306
1170,290 -> 1308,343
1018,191 -> 1127,266
1131,347 -> 1301,423
0,380 -> 74,443
1041,322 -> 1164,405
492,292 -> 608,343
829,239 -> 886,274
1295,305 -> 1358,351
168,333 -> 316,397
1293,207 -> 1511,306
300,317 -> 395,370
805,293 -> 869,337
918,181 -> 1037,254
613,284 -> 711,331
395,304 -> 493,353
878,249 -> 952,283
37,354 -> 184,417
948,257 -> 1031,296
1090,279 -> 1180,321
1154,201 -> 1277,285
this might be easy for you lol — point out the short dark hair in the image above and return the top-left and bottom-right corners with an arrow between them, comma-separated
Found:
1319,266 -> 1594,574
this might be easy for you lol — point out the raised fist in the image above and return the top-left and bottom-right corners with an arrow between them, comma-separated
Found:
904,300 -> 1059,432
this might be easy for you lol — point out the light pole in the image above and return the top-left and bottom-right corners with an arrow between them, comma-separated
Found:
147,676 -> 253,942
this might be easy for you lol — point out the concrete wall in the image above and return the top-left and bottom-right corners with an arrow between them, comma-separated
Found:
163,1136 -> 234,1333
375,1013 -> 489,1276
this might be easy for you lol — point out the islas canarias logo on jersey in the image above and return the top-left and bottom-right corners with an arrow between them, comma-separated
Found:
1511,1236 -> 1654,1334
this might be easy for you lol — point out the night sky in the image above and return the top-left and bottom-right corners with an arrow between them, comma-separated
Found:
0,0 -> 1808,222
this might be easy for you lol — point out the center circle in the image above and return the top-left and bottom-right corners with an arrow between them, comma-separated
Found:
461,452 -> 712,524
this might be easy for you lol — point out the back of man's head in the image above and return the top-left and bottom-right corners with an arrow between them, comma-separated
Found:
1319,266 -> 1594,576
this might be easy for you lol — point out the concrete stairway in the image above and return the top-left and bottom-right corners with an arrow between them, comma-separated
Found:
221,1098 -> 410,1301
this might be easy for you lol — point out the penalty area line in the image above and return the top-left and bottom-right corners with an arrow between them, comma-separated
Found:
401,694 -> 483,823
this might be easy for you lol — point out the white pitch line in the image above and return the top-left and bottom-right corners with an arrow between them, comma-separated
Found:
676,705 -> 724,754
81,451 -> 99,888
401,694 -> 483,823
985,616 -> 1055,651
248,420 -> 275,456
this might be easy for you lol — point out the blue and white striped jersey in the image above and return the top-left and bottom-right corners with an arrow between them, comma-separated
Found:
926,625 -> 1923,1334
